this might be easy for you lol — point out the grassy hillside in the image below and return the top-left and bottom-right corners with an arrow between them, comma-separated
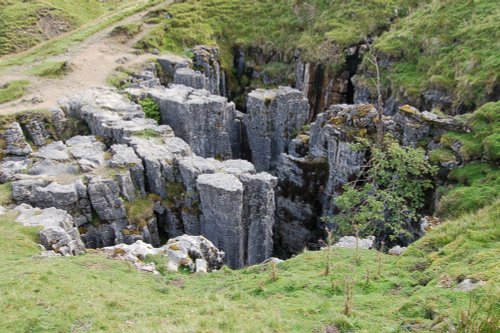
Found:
0,201 -> 498,332
374,0 -> 500,112
137,0 -> 423,67
0,0 -> 145,56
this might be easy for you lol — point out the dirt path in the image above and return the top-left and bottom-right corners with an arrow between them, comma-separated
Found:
0,1 -> 173,114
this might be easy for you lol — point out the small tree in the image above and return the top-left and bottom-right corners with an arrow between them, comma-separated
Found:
330,137 -> 437,245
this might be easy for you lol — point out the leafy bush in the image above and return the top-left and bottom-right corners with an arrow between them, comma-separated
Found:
328,138 -> 436,242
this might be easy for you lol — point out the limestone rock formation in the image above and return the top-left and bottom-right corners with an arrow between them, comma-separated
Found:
245,86 -> 309,171
156,54 -> 191,84
334,236 -> 375,249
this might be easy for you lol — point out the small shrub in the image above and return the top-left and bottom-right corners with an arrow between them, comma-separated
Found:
139,97 -> 161,123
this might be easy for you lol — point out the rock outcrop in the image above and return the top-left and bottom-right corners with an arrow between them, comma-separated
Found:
163,235 -> 224,272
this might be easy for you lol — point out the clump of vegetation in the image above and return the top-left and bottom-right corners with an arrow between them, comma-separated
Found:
131,128 -> 161,138
327,138 -> 436,244
435,102 -> 500,218
0,80 -> 30,104
124,195 -> 156,227
0,183 -> 12,206
110,23 -> 143,39
375,0 -> 500,112
106,71 -> 131,89
138,97 -> 161,123
31,60 -> 71,78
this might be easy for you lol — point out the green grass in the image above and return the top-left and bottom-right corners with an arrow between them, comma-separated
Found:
31,60 -> 71,78
0,0 -> 162,72
124,195 -> 156,227
0,80 -> 30,104
0,200 -> 498,332
374,0 -> 500,112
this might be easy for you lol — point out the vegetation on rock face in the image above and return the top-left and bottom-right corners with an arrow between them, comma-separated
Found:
139,96 -> 161,123
435,102 -> 500,218
0,80 -> 30,104
374,0 -> 500,112
329,138 -> 436,243
0,201 -> 498,332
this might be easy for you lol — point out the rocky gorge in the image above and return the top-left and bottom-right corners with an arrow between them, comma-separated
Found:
0,43 -> 473,271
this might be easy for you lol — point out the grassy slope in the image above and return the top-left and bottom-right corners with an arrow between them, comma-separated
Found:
0,201 -> 498,332
137,0 -> 423,68
0,0 -> 143,56
375,0 -> 500,111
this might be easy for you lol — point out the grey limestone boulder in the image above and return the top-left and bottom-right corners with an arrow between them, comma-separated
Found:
162,235 -> 224,272
156,54 -> 191,84
66,136 -> 107,171
14,204 -> 85,255
192,45 -> 225,96
241,172 -> 277,265
109,144 -> 146,195
33,141 -> 70,161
